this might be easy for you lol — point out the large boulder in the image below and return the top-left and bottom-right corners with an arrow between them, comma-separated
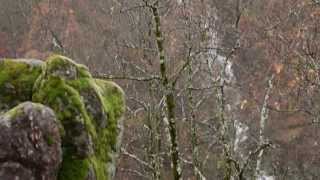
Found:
0,55 -> 125,180
0,102 -> 62,180
32,55 -> 125,180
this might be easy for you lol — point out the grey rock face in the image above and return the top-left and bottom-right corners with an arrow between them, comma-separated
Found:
0,102 -> 62,180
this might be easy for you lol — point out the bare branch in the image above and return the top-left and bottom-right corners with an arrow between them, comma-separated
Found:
121,148 -> 154,171
93,73 -> 161,82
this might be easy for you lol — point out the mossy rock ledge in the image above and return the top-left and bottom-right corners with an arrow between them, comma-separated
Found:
0,55 -> 125,180
0,58 -> 43,112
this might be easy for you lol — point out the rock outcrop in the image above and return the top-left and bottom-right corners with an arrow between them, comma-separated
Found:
0,55 -> 125,180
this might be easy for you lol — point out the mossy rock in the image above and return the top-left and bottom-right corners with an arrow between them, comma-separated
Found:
0,55 -> 125,179
94,79 -> 125,177
0,59 -> 43,112
32,55 -> 125,180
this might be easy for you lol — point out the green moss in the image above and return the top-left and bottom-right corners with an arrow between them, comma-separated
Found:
46,55 -> 74,74
44,55 -> 92,79
94,79 -> 125,166
95,79 -> 125,121
0,59 -> 42,110
90,156 -> 107,180
58,150 -> 91,180
32,55 -> 125,180
78,64 -> 92,78
58,154 -> 107,180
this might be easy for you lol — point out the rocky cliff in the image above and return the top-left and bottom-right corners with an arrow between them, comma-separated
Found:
0,55 -> 125,180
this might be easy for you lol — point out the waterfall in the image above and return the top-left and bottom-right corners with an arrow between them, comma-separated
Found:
207,8 -> 275,180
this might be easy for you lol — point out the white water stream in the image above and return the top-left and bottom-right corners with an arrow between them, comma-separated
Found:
207,9 -> 274,180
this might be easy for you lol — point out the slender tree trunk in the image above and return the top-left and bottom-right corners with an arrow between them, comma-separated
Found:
150,2 -> 181,180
